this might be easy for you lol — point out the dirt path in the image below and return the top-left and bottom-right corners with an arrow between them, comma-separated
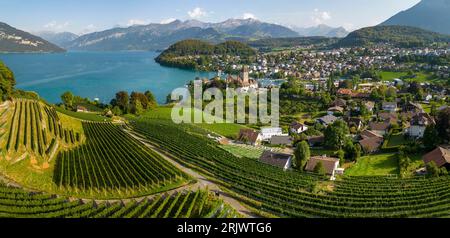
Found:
124,129 -> 258,218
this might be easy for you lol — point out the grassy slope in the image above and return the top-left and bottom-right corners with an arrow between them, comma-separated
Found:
378,70 -> 437,83
219,144 -> 265,159
136,107 -> 249,139
345,153 -> 399,176
55,107 -> 111,122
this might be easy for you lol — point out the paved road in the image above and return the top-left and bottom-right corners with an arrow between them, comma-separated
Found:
125,129 -> 258,218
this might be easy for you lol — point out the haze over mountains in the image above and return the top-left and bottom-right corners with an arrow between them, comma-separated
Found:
381,0 -> 450,35
63,19 -> 300,51
34,31 -> 79,47
0,22 -> 65,53
292,24 -> 349,38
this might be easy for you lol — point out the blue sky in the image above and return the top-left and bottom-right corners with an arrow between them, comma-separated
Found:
0,0 -> 421,34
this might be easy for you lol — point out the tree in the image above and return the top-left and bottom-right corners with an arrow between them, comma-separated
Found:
115,91 -> 129,113
436,108 -> 450,142
131,99 -> 144,115
354,144 -> 362,160
324,120 -> 350,149
426,161 -> 448,177
145,90 -> 158,109
60,91 -> 74,108
336,150 -> 345,166
130,92 -> 149,109
0,61 -> 15,101
313,161 -> 326,176
294,141 -> 310,171
398,150 -> 411,178
423,124 -> 440,151
111,106 -> 122,116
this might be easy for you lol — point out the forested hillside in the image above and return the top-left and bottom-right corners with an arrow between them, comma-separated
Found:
335,25 -> 450,48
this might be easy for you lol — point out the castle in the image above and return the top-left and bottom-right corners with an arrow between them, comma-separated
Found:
226,66 -> 259,90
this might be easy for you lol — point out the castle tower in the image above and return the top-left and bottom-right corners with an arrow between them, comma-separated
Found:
241,65 -> 249,84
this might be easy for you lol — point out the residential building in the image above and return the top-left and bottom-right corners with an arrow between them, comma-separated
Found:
270,136 -> 293,146
307,136 -> 325,147
382,102 -> 397,112
423,146 -> 450,170
359,130 -> 384,154
237,129 -> 262,146
327,106 -> 344,115
259,150 -> 293,171
369,121 -> 390,135
289,122 -> 308,134
260,127 -> 284,141
316,115 -> 338,127
305,156 -> 341,177
407,113 -> 435,138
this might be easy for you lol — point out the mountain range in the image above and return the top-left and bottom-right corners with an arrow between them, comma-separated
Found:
292,24 -> 349,38
0,22 -> 65,53
63,18 -> 302,51
381,0 -> 450,35
34,31 -> 79,47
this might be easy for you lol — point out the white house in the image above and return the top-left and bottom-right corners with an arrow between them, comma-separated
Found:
261,127 -> 284,141
407,113 -> 435,138
382,102 -> 397,112
259,150 -> 293,171
290,122 -> 308,134
305,156 -> 342,180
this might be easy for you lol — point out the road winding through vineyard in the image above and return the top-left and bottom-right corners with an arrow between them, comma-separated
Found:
124,129 -> 259,218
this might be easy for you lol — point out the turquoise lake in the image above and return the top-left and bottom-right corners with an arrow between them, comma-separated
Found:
0,51 -> 215,104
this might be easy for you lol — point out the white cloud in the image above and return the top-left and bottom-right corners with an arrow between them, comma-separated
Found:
80,24 -> 96,35
44,21 -> 70,31
188,7 -> 206,19
242,13 -> 257,20
126,19 -> 148,27
160,18 -> 177,24
311,9 -> 332,25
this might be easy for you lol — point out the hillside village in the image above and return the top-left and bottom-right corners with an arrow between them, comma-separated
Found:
199,58 -> 450,180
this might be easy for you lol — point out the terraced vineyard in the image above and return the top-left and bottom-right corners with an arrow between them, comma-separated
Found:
53,122 -> 189,196
130,118 -> 450,218
0,183 -> 239,218
0,99 -> 81,162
